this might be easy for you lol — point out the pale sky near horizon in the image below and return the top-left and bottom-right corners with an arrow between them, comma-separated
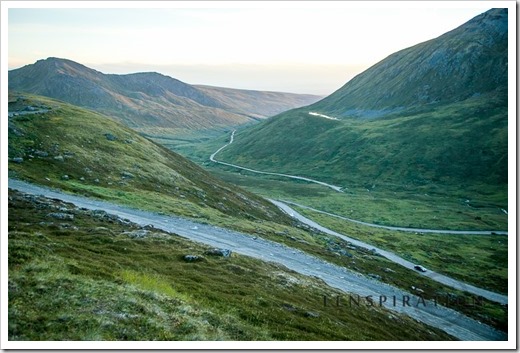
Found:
6,2 -> 496,95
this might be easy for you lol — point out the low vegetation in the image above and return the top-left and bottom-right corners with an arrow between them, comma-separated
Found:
8,189 -> 455,341
8,92 -> 507,338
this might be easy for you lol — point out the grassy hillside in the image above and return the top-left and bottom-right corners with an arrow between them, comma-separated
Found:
310,9 -> 507,118
8,58 -> 321,139
7,92 -> 290,229
214,9 -> 508,226
8,93 -> 507,334
9,189 -> 454,340
218,91 -> 507,204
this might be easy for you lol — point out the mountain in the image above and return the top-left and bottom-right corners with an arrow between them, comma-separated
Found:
8,58 -> 322,136
195,85 -> 323,119
311,8 -> 507,119
217,9 -> 508,196
7,92 -> 291,227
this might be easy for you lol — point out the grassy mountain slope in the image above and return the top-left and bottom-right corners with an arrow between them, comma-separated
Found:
311,8 -> 507,119
196,85 -> 322,119
8,93 -> 507,334
217,8 -> 508,201
7,92 -> 289,227
8,58 -> 321,137
8,190 -> 453,341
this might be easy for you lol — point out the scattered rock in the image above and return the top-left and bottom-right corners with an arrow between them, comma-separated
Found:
48,212 -> 74,220
304,311 -> 320,318
123,229 -> 149,239
79,177 -> 85,181
104,133 -> 117,141
204,248 -> 232,258
34,150 -> 49,157
368,273 -> 382,280
383,267 -> 395,273
12,157 -> 23,163
61,175 -> 69,180
336,249 -> 353,258
183,254 -> 204,262
281,303 -> 297,312
121,171 -> 134,179
94,178 -> 100,183
54,155 -> 64,162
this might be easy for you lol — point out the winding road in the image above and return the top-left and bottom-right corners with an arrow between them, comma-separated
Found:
8,179 -> 507,341
281,200 -> 508,236
271,200 -> 508,305
210,130 -> 344,192
210,130 -> 508,303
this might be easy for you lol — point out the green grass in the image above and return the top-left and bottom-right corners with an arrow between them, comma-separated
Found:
8,189 -> 455,341
168,152 -> 508,331
293,206 -> 508,294
215,93 -> 507,230
8,93 -> 295,230
8,93 -> 507,335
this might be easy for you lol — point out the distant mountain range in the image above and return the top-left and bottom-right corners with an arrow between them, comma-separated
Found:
218,8 -> 508,195
8,58 -> 322,136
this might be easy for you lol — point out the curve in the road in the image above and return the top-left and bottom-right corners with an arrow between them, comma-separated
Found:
271,200 -> 508,305
8,179 -> 507,341
210,130 -> 344,193
281,200 -> 508,236
210,130 -> 507,236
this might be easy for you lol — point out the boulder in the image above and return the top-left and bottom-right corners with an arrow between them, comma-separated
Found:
304,311 -> 320,318
204,248 -> 232,258
34,150 -> 49,157
121,171 -> 135,179
104,133 -> 117,141
48,212 -> 74,220
183,254 -> 204,262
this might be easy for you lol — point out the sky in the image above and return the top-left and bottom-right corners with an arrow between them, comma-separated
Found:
5,1 -> 498,95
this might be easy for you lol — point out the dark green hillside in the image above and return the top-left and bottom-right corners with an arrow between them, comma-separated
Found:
7,92 -> 289,227
220,91 -> 507,190
217,8 -> 508,202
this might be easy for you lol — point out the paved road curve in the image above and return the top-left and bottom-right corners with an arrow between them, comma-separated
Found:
271,200 -> 508,305
8,179 -> 507,341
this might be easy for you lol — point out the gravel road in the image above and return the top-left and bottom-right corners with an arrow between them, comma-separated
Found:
271,200 -> 508,305
281,200 -> 507,236
8,179 -> 507,341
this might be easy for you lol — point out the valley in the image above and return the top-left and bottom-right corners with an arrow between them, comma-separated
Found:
6,7 -> 510,344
